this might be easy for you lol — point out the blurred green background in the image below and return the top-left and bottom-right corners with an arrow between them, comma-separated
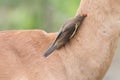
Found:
0,0 -> 80,32
0,0 -> 120,80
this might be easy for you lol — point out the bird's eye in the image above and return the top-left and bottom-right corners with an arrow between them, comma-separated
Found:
80,14 -> 83,16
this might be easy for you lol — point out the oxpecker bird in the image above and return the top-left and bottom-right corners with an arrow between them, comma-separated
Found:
44,13 -> 87,57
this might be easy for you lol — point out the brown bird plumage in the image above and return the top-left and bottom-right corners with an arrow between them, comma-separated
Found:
44,13 -> 87,57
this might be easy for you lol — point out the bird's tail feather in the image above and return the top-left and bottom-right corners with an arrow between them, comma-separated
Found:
44,45 -> 57,57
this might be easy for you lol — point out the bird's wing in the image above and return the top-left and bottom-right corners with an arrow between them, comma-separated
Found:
62,23 -> 77,39
43,30 -> 63,57
52,31 -> 62,45
70,24 -> 79,39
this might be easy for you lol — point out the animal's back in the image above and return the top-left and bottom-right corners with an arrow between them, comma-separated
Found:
0,30 -> 67,80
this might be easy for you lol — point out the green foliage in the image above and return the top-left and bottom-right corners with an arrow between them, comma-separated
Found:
0,0 -> 80,32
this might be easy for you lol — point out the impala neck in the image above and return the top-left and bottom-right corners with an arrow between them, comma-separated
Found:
59,0 -> 120,80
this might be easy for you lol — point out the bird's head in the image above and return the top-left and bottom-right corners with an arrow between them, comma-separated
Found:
75,13 -> 87,22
